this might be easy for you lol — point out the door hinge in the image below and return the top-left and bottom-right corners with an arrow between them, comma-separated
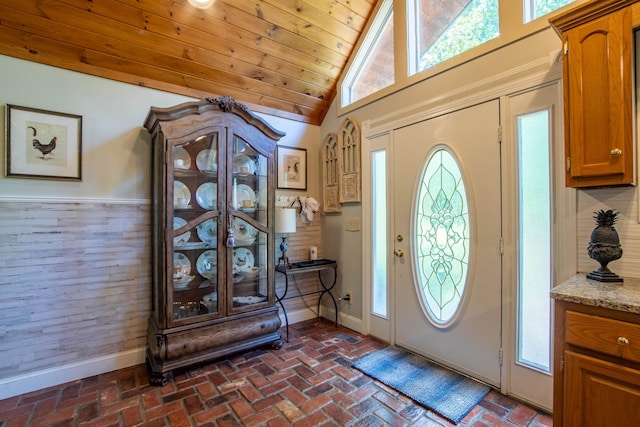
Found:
566,157 -> 571,171
499,348 -> 504,365
560,357 -> 564,372
498,126 -> 502,144
499,238 -> 504,254
564,41 -> 568,55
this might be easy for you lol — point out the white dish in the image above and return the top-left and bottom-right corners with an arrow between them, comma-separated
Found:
196,149 -> 218,172
232,273 -> 245,283
196,182 -> 217,209
232,184 -> 257,209
196,219 -> 217,246
233,296 -> 266,305
174,275 -> 194,289
233,247 -> 255,271
255,156 -> 267,175
233,137 -> 245,153
173,147 -> 191,169
174,181 -> 190,208
233,218 -> 257,243
257,177 -> 267,206
233,155 -> 256,174
196,250 -> 217,279
242,266 -> 261,279
173,252 -> 191,276
173,217 -> 191,245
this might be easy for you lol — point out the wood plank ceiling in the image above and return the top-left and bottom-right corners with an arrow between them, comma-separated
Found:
0,0 -> 377,125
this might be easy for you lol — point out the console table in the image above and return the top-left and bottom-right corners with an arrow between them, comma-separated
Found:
275,259 -> 338,341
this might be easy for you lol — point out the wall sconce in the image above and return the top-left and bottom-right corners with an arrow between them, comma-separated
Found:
275,208 -> 297,268
188,0 -> 215,9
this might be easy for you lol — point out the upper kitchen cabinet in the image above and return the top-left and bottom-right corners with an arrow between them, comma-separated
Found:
550,0 -> 637,188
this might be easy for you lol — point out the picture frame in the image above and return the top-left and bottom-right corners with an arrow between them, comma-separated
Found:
5,104 -> 82,181
277,145 -> 307,190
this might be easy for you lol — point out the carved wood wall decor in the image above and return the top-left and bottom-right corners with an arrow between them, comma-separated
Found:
321,133 -> 341,213
338,117 -> 361,203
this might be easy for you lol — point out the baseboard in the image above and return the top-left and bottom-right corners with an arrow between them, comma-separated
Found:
280,306 -> 364,335
0,348 -> 146,400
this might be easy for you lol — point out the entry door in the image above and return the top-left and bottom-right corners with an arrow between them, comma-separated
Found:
392,100 -> 502,387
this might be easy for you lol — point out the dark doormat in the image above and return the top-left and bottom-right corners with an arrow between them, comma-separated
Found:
352,346 -> 490,424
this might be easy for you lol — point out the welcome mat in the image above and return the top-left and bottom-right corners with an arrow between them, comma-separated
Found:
352,346 -> 490,424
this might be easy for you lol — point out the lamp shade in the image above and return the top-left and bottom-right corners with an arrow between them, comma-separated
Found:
275,208 -> 297,233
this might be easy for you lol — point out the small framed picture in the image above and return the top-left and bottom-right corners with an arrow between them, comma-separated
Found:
5,104 -> 82,181
277,145 -> 307,190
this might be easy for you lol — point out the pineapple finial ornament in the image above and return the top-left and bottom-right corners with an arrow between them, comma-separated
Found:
587,209 -> 623,283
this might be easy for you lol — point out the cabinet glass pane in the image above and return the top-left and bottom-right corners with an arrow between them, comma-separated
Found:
233,135 -> 268,227
171,132 -> 220,321
232,222 -> 268,309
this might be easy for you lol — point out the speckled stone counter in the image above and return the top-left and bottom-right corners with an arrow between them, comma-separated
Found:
551,274 -> 640,314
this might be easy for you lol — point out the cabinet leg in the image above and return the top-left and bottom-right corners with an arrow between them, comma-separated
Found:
149,371 -> 171,386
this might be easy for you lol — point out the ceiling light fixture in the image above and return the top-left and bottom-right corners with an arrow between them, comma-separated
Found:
188,0 -> 215,9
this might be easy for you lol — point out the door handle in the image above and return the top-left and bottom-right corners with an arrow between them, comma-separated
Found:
394,249 -> 404,257
611,148 -> 622,156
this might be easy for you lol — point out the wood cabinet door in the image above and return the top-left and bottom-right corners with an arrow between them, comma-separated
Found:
564,350 -> 640,426
564,7 -> 633,187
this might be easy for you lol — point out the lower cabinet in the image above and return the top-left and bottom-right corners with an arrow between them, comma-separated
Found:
554,301 -> 640,426
564,351 -> 640,426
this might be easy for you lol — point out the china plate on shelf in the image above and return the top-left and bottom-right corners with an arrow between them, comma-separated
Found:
174,181 -> 190,208
233,247 -> 255,271
173,146 -> 191,169
173,217 -> 191,245
174,275 -> 194,289
233,218 -> 257,244
196,182 -> 217,209
196,250 -> 217,279
233,155 -> 256,174
173,252 -> 191,276
232,184 -> 256,209
233,296 -> 266,305
233,138 -> 245,153
196,149 -> 218,172
196,219 -> 217,246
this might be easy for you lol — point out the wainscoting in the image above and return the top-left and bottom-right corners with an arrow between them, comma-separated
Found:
0,198 -> 327,399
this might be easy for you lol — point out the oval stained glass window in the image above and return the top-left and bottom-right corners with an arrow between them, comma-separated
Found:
414,147 -> 470,326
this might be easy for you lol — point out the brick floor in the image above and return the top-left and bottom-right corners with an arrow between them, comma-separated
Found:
0,319 -> 553,426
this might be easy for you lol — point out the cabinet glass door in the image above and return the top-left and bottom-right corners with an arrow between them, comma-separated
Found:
230,134 -> 270,310
171,132 -> 221,322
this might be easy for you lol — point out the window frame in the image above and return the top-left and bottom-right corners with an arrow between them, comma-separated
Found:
336,0 -> 588,116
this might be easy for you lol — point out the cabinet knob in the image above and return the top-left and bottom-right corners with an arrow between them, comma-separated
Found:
617,336 -> 630,345
611,148 -> 622,156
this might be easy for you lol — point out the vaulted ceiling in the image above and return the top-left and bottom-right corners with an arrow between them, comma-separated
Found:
0,0 -> 377,125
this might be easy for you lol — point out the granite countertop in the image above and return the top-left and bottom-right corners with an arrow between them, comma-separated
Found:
551,274 -> 640,314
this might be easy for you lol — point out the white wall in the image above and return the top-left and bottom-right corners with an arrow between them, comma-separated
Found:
0,55 -> 320,399
319,25 -> 640,328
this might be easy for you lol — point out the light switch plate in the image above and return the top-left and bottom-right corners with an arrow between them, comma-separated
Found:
345,217 -> 361,231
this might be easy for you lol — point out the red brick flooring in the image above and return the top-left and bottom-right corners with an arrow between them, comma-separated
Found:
0,319 -> 553,426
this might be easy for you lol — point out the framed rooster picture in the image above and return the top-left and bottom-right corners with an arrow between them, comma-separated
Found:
5,104 -> 82,181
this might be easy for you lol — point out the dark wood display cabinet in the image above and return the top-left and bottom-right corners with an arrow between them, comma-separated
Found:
143,96 -> 285,385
